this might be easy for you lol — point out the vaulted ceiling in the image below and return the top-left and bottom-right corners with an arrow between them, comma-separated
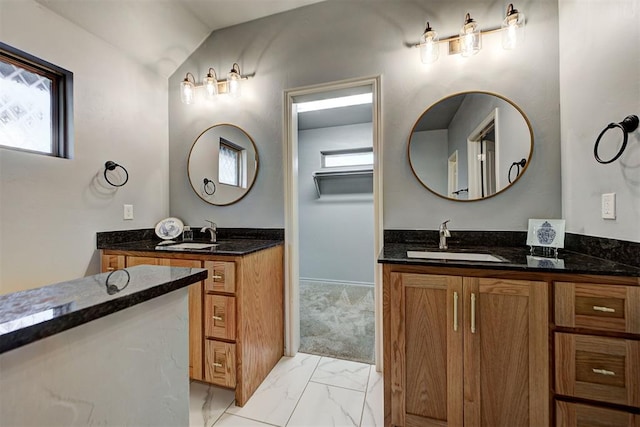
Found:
35,0 -> 326,78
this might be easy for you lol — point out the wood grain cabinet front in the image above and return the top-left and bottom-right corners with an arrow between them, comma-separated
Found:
385,269 -> 549,427
204,340 -> 236,388
556,333 -> 640,407
204,294 -> 236,341
555,282 -> 640,334
556,401 -> 640,427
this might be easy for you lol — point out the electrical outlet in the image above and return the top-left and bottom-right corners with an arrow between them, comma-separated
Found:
601,193 -> 616,219
123,204 -> 134,220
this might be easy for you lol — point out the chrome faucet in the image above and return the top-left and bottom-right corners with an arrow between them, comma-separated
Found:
439,220 -> 451,250
201,220 -> 217,243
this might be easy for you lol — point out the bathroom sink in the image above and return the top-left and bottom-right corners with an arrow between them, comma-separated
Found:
158,242 -> 218,250
407,251 -> 506,262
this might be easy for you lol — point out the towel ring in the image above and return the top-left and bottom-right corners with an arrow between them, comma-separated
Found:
105,269 -> 130,295
508,158 -> 527,183
203,178 -> 216,195
104,161 -> 129,187
594,115 -> 639,164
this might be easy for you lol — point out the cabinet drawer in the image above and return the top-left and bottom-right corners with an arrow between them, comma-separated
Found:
204,261 -> 236,293
204,340 -> 236,388
555,333 -> 640,407
555,282 -> 640,333
556,401 -> 639,427
204,294 -> 236,340
101,254 -> 125,272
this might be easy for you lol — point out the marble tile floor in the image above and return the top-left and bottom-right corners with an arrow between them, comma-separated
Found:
190,353 -> 383,427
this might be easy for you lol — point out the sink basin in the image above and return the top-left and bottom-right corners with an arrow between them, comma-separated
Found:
159,242 -> 218,250
407,251 -> 506,262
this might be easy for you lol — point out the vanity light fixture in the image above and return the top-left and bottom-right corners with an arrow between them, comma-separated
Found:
502,3 -> 525,49
459,13 -> 481,57
180,63 -> 250,104
420,22 -> 439,64
413,4 -> 525,63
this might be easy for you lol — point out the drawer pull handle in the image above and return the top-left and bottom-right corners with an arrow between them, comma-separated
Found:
453,292 -> 459,332
107,267 -> 115,271
213,275 -> 223,280
470,293 -> 477,334
213,362 -> 224,368
593,305 -> 615,313
212,315 -> 223,321
592,368 -> 616,376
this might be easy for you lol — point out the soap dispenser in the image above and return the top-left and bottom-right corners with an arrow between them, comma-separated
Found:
182,226 -> 193,241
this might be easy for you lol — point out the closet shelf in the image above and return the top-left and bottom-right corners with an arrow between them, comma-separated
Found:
312,167 -> 373,197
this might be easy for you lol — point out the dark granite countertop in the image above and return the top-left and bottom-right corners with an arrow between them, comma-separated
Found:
0,265 -> 207,354
99,238 -> 282,256
379,243 -> 640,277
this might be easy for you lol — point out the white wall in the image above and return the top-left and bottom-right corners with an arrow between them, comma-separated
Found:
0,0 -> 169,294
0,289 -> 189,426
559,0 -> 640,243
298,123 -> 374,284
168,0 -> 561,233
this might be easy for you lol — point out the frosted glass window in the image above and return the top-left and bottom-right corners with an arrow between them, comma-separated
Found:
219,138 -> 241,186
0,62 -> 53,153
322,149 -> 373,168
0,41 -> 73,158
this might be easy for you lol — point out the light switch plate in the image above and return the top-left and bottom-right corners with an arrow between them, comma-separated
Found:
601,193 -> 616,219
123,204 -> 134,220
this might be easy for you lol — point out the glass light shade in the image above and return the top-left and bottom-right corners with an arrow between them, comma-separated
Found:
227,68 -> 241,98
459,14 -> 481,57
180,79 -> 195,104
420,25 -> 439,64
204,73 -> 218,98
502,6 -> 525,49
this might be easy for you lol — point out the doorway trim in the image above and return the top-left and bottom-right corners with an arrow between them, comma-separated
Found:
283,75 -> 383,370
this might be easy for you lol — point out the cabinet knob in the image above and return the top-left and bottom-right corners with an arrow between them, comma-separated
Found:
592,305 -> 615,313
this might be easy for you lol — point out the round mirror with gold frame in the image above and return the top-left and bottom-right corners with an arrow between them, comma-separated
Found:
408,91 -> 533,201
187,124 -> 259,206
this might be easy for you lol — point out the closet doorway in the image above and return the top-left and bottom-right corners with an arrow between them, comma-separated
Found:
283,76 -> 382,369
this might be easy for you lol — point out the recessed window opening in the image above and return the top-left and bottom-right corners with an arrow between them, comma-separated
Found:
0,41 -> 73,158
219,137 -> 245,187
322,147 -> 373,168
296,93 -> 372,113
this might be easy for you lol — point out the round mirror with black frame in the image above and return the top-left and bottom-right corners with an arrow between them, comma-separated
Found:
187,123 -> 259,206
408,91 -> 533,201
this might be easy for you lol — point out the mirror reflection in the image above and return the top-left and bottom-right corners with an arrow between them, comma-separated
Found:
188,124 -> 259,206
408,92 -> 533,201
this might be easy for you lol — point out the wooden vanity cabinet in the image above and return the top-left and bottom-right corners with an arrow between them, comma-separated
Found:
554,280 -> 640,425
101,245 -> 284,407
385,266 -> 549,427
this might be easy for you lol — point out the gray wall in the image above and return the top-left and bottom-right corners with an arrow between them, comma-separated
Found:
169,0 -> 562,232
298,123 -> 374,284
410,129 -> 448,195
0,0 -> 169,294
559,0 -> 640,243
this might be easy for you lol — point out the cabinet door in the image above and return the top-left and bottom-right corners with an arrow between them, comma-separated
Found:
390,273 -> 463,426
463,278 -> 549,427
126,256 -> 162,267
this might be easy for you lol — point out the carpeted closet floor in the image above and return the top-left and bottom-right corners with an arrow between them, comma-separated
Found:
299,280 -> 375,364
